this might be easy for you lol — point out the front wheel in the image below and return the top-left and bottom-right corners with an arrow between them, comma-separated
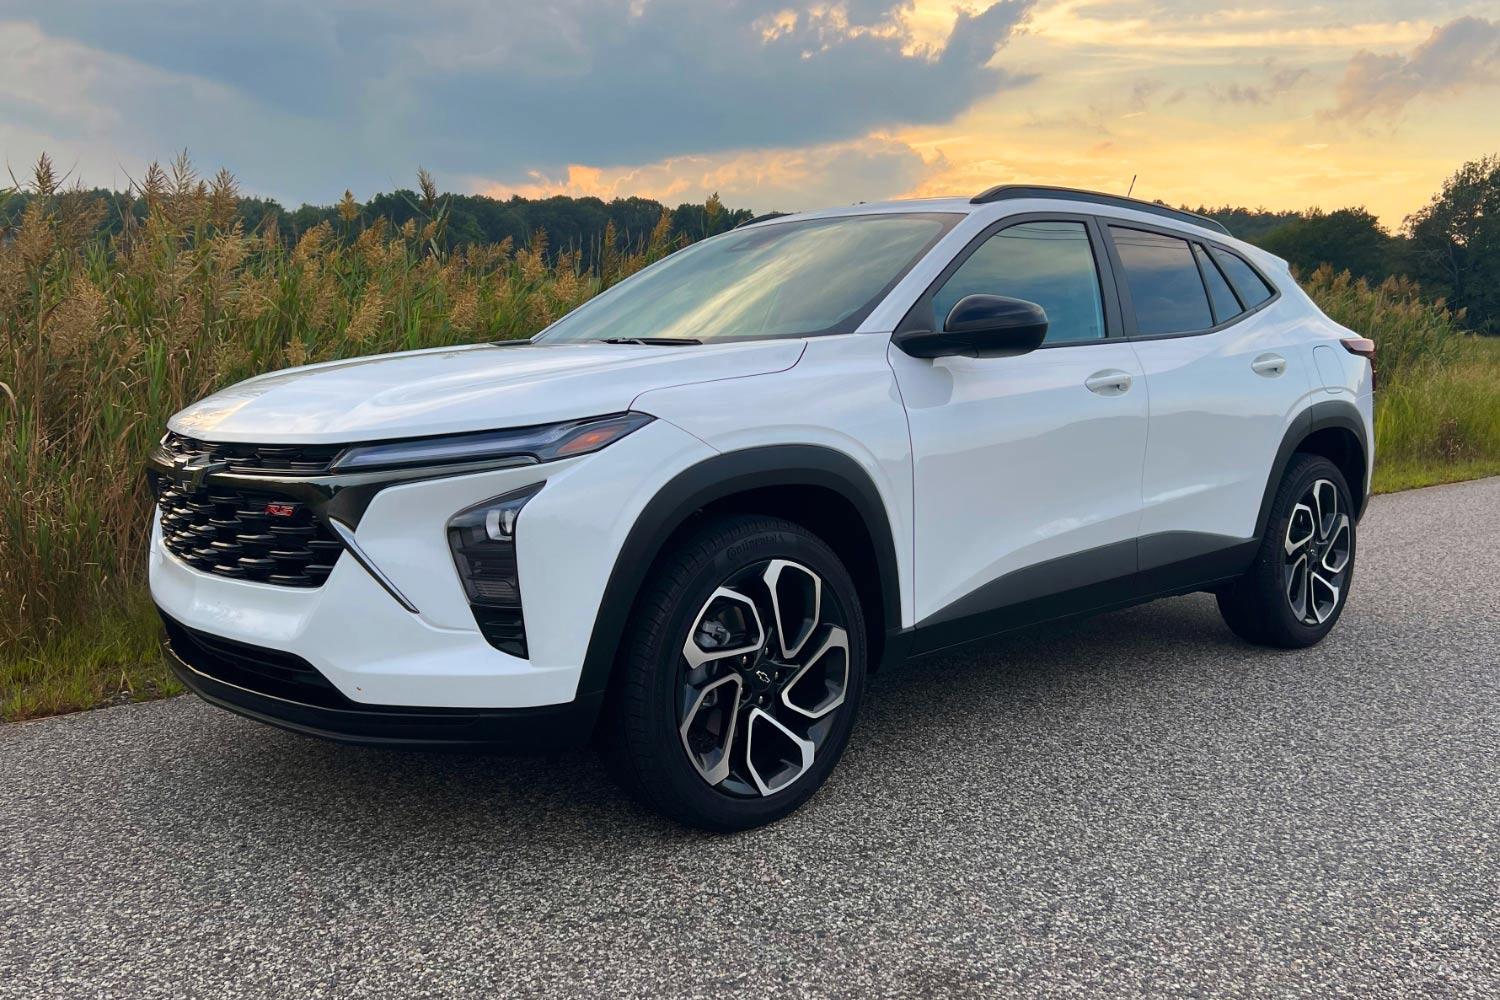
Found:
602,514 -> 866,831
1217,453 -> 1357,648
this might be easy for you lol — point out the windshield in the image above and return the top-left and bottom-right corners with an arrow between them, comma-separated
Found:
534,212 -> 959,344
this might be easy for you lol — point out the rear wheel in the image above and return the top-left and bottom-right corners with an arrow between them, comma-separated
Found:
602,514 -> 866,831
1217,453 -> 1356,648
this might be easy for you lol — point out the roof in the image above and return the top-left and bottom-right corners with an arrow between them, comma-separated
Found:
734,189 -> 1232,237
969,184 -> 1231,235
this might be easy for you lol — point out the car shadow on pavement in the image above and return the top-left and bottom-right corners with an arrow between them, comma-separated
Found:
152,592 -> 1251,854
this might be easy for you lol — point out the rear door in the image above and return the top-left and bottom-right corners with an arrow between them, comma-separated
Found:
889,215 -> 1149,637
1104,223 -> 1314,569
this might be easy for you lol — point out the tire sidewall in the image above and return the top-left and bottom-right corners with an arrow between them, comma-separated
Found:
642,521 -> 867,830
1264,456 -> 1357,643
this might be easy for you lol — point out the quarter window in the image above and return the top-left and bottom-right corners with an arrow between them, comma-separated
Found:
932,221 -> 1105,344
1193,243 -> 1243,323
1213,248 -> 1275,308
1109,227 -> 1214,336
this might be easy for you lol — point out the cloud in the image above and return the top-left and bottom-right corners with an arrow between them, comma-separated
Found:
1025,0 -> 1433,52
1210,62 -> 1310,106
3,1 -> 1036,203
1329,15 -> 1500,120
0,20 -> 346,198
1127,79 -> 1165,111
470,136 -> 940,215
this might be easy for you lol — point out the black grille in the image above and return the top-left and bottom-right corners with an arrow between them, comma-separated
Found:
156,482 -> 344,587
162,431 -> 343,476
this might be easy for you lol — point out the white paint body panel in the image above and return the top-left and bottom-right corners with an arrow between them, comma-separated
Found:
634,334 -> 919,626
152,194 -> 1375,711
169,339 -> 803,443
1129,304 -> 1318,543
889,340 -> 1148,622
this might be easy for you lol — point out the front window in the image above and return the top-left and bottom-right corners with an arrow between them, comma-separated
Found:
534,213 -> 959,344
932,221 -> 1107,344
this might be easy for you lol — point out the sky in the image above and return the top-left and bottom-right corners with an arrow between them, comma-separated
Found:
2,1 -> 1498,227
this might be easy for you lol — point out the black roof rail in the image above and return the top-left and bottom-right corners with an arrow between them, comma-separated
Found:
969,184 -> 1231,236
734,211 -> 793,229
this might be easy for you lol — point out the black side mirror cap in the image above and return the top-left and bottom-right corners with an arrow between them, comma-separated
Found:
892,294 -> 1049,359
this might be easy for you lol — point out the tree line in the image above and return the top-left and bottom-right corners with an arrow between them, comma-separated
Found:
1194,154 -> 1500,334
2,173 -> 754,274
6,154 -> 1497,333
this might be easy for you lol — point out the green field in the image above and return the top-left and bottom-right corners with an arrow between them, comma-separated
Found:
3,165 -> 1497,721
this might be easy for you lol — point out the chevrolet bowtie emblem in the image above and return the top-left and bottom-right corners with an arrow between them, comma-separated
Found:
173,453 -> 229,490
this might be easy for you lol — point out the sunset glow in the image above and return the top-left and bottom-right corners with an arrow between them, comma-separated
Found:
4,1 -> 1498,225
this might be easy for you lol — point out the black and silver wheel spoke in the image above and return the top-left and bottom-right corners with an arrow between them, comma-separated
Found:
1283,478 -> 1351,626
676,558 -> 848,798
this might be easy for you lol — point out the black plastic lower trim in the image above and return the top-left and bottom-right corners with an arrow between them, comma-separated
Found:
899,531 -> 1257,659
161,610 -> 599,750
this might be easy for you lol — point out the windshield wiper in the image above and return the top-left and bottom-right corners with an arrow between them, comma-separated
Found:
600,337 -> 702,346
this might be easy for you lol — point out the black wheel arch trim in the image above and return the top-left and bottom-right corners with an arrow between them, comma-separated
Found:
575,444 -> 903,706
1255,398 -> 1370,539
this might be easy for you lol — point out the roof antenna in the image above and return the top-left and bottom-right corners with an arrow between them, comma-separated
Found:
1126,174 -> 1137,198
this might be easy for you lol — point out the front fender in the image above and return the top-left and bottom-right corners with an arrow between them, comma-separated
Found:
575,444 -> 903,702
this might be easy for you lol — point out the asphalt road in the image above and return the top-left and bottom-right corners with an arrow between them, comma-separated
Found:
3,478 -> 1497,999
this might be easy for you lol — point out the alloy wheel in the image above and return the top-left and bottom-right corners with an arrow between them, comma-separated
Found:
677,558 -> 850,797
1283,478 -> 1352,626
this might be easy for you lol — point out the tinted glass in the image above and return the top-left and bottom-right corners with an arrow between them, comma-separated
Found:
932,221 -> 1105,344
1110,227 -> 1214,336
535,213 -> 957,344
1193,243 -> 1242,323
1213,249 -> 1275,308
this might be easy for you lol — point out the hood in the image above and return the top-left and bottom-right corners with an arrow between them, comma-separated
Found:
168,339 -> 805,444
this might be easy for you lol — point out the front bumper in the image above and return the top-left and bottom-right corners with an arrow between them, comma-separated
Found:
161,609 -> 601,749
148,418 -> 719,713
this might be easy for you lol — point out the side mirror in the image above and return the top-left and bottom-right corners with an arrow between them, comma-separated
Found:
892,294 -> 1049,360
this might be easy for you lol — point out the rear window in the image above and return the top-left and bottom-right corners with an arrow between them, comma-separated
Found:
1212,248 -> 1275,308
1109,227 -> 1214,336
1193,243 -> 1243,323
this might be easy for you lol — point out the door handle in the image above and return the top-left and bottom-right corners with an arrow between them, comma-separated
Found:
1251,353 -> 1287,378
1085,369 -> 1132,395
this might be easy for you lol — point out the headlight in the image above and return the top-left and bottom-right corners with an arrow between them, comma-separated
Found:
447,484 -> 543,657
329,412 -> 654,473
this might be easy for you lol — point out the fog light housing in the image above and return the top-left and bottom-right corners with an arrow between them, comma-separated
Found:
447,483 -> 543,657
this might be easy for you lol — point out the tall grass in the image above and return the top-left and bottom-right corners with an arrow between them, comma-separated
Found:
1299,266 -> 1500,492
1,156 -> 676,718
2,157 -> 1497,720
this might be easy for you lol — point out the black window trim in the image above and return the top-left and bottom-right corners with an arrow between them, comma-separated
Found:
1205,242 -> 1277,316
894,211 -> 1125,350
1190,240 -> 1244,325
1099,217 -> 1282,343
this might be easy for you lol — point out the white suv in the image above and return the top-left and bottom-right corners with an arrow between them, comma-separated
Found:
149,186 -> 1375,830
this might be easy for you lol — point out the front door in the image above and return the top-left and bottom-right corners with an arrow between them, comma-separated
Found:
889,217 -> 1149,646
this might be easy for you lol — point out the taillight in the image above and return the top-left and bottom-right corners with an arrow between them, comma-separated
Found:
1341,337 -> 1376,390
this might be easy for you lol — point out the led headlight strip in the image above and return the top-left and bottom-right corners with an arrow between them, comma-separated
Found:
328,412 -> 655,474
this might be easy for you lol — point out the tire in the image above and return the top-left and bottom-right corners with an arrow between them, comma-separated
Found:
1217,453 -> 1357,649
600,513 -> 867,831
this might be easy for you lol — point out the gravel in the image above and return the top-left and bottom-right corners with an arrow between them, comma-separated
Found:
2,477 -> 1497,999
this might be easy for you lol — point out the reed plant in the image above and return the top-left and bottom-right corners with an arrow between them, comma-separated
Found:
1,155 -> 676,717
1298,266 -> 1500,492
